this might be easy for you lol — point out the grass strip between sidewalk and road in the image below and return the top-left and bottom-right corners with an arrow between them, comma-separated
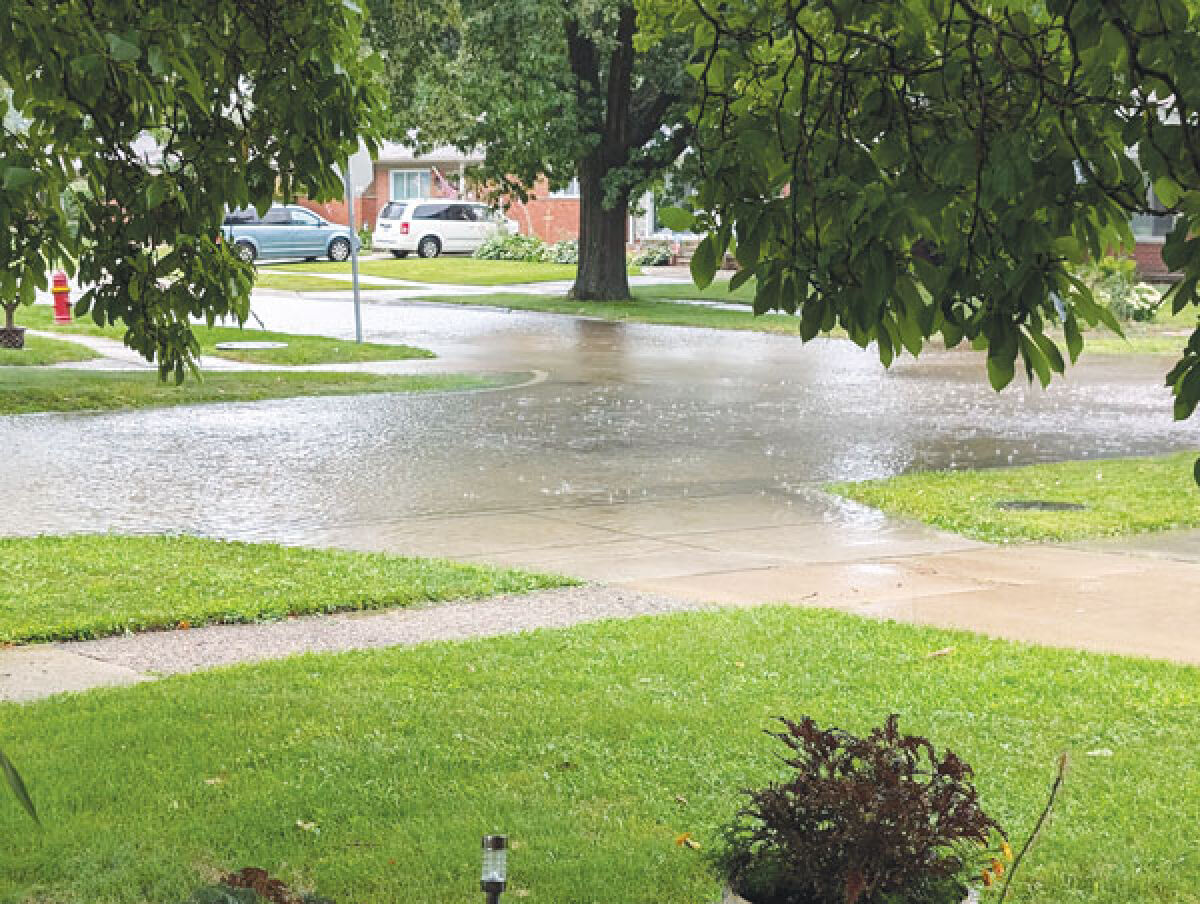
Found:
270,258 -> 585,285
409,291 -> 817,335
0,334 -> 100,366
0,534 -> 575,643
14,306 -> 434,366
0,606 -> 1194,903
0,369 -> 515,416
827,452 -> 1200,542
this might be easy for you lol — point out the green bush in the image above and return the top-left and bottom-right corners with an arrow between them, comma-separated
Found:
631,244 -> 673,266
473,233 -> 548,261
1076,255 -> 1162,322
542,239 -> 579,264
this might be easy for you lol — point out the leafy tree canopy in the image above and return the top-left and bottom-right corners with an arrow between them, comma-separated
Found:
367,0 -> 694,299
653,0 -> 1200,475
0,0 -> 384,377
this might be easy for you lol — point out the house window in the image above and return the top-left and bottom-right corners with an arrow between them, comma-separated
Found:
391,169 -> 431,200
549,177 -> 580,198
1131,185 -> 1176,241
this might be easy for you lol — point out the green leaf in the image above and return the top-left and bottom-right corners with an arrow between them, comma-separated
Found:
105,33 -> 141,63
1063,312 -> 1083,363
987,347 -> 1016,391
2,167 -> 35,192
690,235 -> 717,289
657,207 -> 695,232
728,267 -> 754,292
0,748 -> 39,825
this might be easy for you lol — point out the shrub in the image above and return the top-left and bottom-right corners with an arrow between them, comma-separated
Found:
541,239 -> 579,264
1076,255 -> 1162,322
631,244 -> 673,266
474,233 -> 547,261
712,714 -> 1005,904
357,226 -> 371,252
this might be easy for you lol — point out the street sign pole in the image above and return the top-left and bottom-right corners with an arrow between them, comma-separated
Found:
340,162 -> 364,343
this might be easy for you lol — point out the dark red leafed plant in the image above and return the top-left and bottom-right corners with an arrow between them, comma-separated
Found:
713,715 -> 1006,904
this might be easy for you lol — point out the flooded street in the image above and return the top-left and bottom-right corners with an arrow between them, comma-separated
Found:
2,295 -> 1195,549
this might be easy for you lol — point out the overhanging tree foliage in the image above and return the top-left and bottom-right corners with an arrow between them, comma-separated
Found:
0,0 -> 384,377
367,0 -> 693,300
655,0 -> 1200,477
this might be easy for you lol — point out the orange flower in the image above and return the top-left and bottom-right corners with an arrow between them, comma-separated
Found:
991,858 -> 1005,877
981,868 -> 993,887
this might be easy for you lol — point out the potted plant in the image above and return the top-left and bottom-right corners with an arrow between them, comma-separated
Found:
712,714 -> 1010,904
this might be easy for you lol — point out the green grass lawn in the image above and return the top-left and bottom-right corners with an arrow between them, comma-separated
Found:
408,291 -> 817,335
270,257 -> 584,285
14,306 -> 433,366
251,272 -> 399,292
0,535 -> 573,643
0,334 -> 99,366
0,606 -> 1194,903
827,452 -> 1200,542
633,278 -> 756,304
0,369 -> 512,416
1079,302 -> 1200,355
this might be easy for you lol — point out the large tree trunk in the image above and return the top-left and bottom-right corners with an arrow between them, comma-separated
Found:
571,156 -> 630,300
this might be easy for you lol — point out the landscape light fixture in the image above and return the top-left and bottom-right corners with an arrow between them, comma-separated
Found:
481,834 -> 508,904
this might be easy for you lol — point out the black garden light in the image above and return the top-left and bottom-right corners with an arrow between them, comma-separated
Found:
481,834 -> 508,904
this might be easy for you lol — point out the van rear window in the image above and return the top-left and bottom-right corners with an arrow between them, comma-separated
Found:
413,204 -> 450,220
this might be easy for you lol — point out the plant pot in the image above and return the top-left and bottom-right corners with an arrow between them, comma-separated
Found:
0,327 -> 26,349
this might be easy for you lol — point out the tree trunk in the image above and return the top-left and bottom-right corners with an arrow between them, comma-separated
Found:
3,302 -> 16,331
570,158 -> 631,301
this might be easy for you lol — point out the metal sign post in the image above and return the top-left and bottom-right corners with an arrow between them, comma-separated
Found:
340,161 -> 364,344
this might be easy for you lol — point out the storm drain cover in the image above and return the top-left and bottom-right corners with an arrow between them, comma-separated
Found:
214,341 -> 288,350
995,500 -> 1086,512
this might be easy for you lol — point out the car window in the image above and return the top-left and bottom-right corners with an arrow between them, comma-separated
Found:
413,203 -> 450,220
224,208 -> 258,225
262,207 -> 291,225
291,209 -> 320,226
380,202 -> 407,220
464,205 -> 489,222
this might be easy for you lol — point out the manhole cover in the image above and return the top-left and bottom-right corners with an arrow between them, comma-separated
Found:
213,341 -> 288,350
995,500 -> 1087,512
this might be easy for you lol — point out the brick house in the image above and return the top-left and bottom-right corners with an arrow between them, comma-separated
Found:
299,142 -> 657,245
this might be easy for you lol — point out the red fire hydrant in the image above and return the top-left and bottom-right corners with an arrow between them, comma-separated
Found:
52,271 -> 71,324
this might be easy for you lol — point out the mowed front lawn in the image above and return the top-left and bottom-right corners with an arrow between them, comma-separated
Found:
0,606 -> 1194,903
0,334 -> 100,366
0,535 -> 574,643
271,257 -> 583,285
827,452 -> 1200,542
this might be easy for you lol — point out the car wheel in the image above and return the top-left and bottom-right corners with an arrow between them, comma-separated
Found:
390,250 -> 409,259
234,241 -> 256,263
328,237 -> 352,262
417,236 -> 441,259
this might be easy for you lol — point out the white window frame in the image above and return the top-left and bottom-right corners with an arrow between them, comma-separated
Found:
390,168 -> 431,200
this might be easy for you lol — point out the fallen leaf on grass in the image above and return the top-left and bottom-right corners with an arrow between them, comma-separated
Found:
925,646 -> 955,658
295,820 -> 320,833
675,832 -> 701,850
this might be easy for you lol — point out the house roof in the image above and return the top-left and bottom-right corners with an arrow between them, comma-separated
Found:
373,141 -> 483,165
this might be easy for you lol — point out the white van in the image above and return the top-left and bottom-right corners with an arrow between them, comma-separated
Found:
373,199 -> 517,258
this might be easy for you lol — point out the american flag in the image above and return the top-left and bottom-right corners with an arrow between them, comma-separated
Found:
431,166 -> 459,199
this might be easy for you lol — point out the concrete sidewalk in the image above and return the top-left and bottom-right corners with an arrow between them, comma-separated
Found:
2,495 -> 1196,704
